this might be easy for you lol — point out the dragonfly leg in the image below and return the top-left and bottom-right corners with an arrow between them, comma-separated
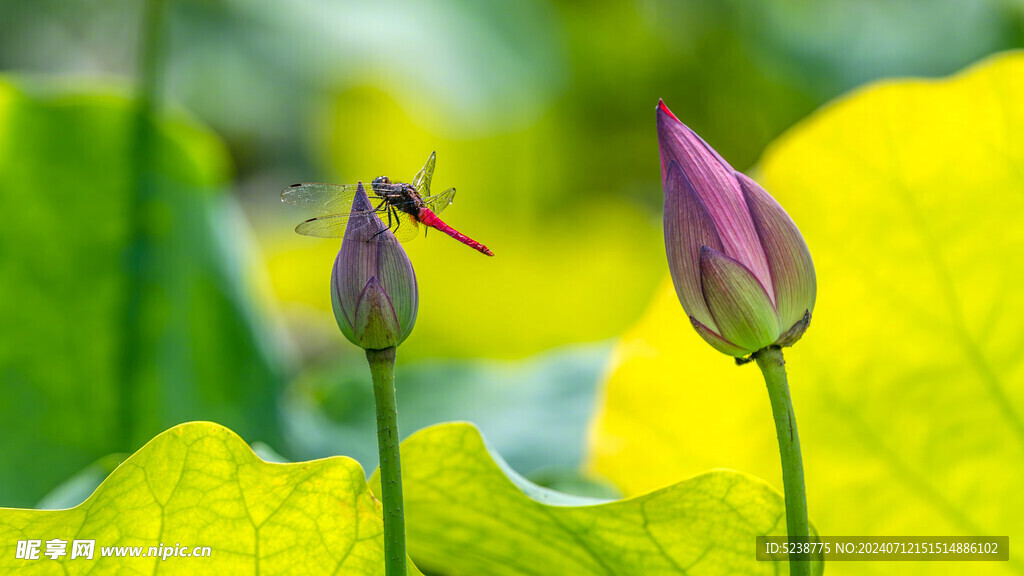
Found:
371,206 -> 393,239
391,206 -> 402,236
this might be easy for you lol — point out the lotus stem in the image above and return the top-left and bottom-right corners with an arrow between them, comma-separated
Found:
366,346 -> 407,576
754,346 -> 810,576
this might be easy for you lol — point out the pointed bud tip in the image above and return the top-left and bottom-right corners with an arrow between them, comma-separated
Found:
657,99 -> 680,122
348,181 -> 376,222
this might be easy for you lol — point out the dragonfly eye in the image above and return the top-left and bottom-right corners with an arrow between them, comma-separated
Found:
372,176 -> 391,185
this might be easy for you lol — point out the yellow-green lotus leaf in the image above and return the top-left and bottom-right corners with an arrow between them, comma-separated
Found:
0,422 -> 421,575
374,422 -> 821,575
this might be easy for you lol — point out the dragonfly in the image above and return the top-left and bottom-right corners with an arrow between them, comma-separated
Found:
281,152 -> 494,256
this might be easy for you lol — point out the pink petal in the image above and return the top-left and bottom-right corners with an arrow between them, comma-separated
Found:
656,101 -> 771,293
736,172 -> 816,331
335,183 -> 382,320
664,161 -> 722,331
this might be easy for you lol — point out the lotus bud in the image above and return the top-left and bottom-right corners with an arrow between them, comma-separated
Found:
657,99 -> 815,358
331,183 -> 418,350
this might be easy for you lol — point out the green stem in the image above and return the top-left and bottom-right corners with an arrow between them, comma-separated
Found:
753,346 -> 811,576
121,0 -> 170,451
137,0 -> 169,110
366,347 -> 407,576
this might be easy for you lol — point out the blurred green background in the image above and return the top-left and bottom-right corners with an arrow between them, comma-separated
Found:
0,0 -> 1022,511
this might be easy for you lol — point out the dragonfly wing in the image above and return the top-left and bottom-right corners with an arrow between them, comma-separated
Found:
296,210 -> 421,242
390,213 -> 421,242
283,182 -> 407,211
411,151 -> 436,195
294,213 -> 352,237
281,183 -> 359,214
422,187 -> 456,216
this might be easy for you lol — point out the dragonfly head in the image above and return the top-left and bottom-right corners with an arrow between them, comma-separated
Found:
372,176 -> 391,185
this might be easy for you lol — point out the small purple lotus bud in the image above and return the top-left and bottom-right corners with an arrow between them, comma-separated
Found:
331,183 -> 418,350
657,100 -> 816,357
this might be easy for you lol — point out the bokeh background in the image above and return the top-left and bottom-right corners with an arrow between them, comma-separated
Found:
1,3 -> 1022,564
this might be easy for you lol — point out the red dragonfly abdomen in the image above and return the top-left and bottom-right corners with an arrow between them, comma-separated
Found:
417,208 -> 494,256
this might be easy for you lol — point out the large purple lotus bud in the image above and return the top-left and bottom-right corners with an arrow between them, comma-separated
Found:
657,100 -> 815,357
331,183 -> 418,350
